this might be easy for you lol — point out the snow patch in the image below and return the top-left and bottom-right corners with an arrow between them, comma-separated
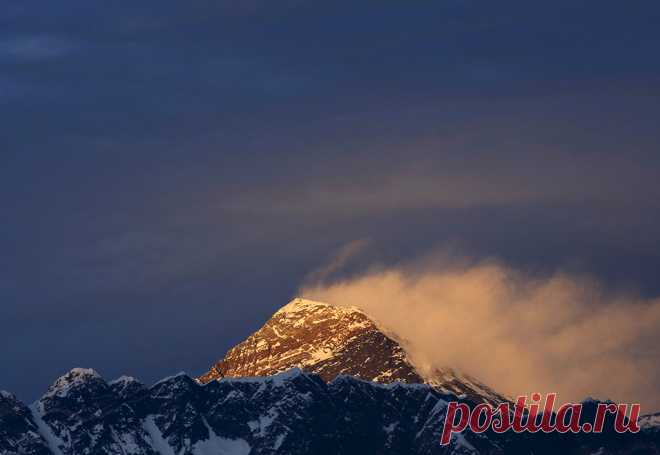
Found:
29,403 -> 65,455
222,367 -> 304,388
111,428 -> 142,455
275,298 -> 329,316
193,418 -> 251,455
275,297 -> 365,319
452,431 -> 477,453
151,371 -> 189,387
142,416 -> 176,455
109,375 -> 139,386
248,410 -> 278,437
307,347 -> 334,363
273,432 -> 286,450
640,413 -> 660,430
383,422 -> 398,433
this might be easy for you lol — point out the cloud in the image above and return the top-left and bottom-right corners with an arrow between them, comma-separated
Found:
216,121 -> 660,219
301,252 -> 660,409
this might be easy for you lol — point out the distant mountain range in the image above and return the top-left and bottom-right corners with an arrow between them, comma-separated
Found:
2,298 -> 659,454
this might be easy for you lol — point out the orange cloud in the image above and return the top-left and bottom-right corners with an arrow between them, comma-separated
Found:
302,254 -> 660,409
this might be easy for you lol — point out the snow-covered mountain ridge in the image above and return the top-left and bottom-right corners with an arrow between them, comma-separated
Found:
2,367 -> 659,455
0,367 -> 499,455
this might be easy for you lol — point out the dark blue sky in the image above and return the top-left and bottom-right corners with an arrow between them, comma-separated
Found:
2,0 -> 660,400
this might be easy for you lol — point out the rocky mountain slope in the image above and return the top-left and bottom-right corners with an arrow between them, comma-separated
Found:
198,298 -> 505,405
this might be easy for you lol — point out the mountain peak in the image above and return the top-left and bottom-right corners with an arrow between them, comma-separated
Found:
43,368 -> 103,399
51,367 -> 100,384
62,367 -> 100,379
198,298 -> 506,404
274,297 -> 364,317
274,297 -> 326,313
0,390 -> 14,399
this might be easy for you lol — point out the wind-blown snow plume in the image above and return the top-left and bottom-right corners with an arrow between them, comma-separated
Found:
303,239 -> 369,285
301,254 -> 660,409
